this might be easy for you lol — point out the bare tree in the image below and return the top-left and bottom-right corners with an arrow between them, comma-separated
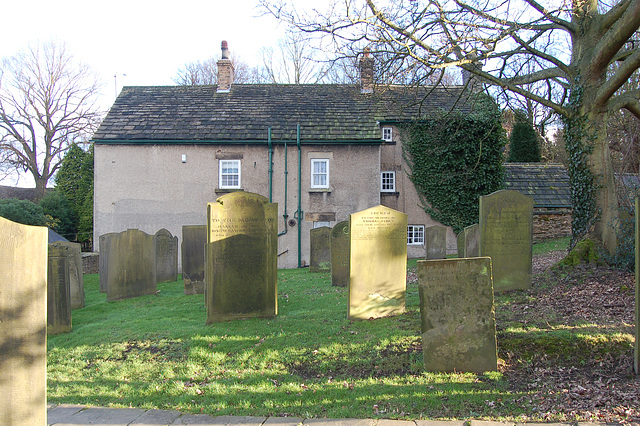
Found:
262,0 -> 640,253
0,41 -> 102,200
260,32 -> 330,84
173,54 -> 267,85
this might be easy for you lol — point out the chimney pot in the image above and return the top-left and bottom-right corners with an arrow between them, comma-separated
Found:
217,40 -> 234,93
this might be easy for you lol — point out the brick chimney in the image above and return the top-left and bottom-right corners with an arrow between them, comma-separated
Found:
217,40 -> 234,93
359,47 -> 374,94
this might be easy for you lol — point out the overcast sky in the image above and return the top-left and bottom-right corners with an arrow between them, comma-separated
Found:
0,0 -> 290,108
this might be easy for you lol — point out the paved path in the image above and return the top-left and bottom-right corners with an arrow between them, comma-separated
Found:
48,404 -> 609,426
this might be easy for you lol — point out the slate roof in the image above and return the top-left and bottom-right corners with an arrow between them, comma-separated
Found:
93,84 -> 472,144
504,163 -> 571,209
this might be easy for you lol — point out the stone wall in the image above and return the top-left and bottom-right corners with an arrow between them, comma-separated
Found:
533,209 -> 572,241
82,253 -> 99,274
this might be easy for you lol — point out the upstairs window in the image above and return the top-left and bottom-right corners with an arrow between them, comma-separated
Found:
382,127 -> 393,142
311,159 -> 329,189
219,159 -> 241,189
407,225 -> 425,245
381,171 -> 396,192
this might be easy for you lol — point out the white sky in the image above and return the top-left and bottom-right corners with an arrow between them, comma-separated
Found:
0,0 -> 290,108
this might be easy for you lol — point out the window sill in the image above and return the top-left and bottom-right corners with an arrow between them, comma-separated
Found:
215,188 -> 244,194
381,191 -> 399,196
309,188 -> 332,193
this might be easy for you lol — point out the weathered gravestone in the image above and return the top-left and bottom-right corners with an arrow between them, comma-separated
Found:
425,225 -> 446,260
48,244 -> 73,334
462,224 -> 480,258
99,232 -> 117,293
479,189 -> 533,292
51,241 -> 84,310
635,197 -> 639,375
106,229 -> 157,301
310,226 -> 331,273
182,225 -> 207,295
456,231 -> 465,259
155,228 -> 178,283
348,205 -> 407,320
206,192 -> 277,323
418,257 -> 497,373
0,217 -> 47,425
331,221 -> 350,287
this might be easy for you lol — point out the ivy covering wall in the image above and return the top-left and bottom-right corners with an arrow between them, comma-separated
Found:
402,94 -> 506,234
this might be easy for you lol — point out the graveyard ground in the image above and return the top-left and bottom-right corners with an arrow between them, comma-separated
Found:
47,238 -> 638,423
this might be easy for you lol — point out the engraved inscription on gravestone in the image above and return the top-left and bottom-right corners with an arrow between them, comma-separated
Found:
331,221 -> 350,287
348,205 -> 407,320
155,228 -> 178,283
479,190 -> 533,292
0,217 -> 48,425
206,192 -> 277,323
418,257 -> 497,373
48,244 -> 73,334
310,226 -> 331,273
425,225 -> 446,260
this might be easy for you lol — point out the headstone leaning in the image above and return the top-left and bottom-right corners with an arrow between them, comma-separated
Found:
348,205 -> 407,320
51,241 -> 84,310
155,228 -> 178,283
331,221 -> 350,287
0,217 -> 47,425
463,224 -> 480,258
635,197 -> 639,375
479,189 -> 533,292
206,192 -> 278,323
47,244 -> 73,334
425,225 -> 446,260
310,226 -> 331,273
99,232 -> 117,293
182,225 -> 207,295
418,257 -> 497,373
106,229 -> 157,301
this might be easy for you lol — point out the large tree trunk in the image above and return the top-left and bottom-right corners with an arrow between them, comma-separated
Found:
34,176 -> 47,202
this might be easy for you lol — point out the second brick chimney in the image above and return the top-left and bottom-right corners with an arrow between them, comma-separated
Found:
359,47 -> 374,94
217,40 -> 234,93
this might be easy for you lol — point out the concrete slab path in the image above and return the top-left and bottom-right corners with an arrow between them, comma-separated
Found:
46,404 -> 611,426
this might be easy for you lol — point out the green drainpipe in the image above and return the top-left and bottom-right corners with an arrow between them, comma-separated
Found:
278,139 -> 288,237
296,124 -> 303,268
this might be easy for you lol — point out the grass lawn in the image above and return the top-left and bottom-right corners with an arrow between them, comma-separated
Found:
47,237 -> 634,421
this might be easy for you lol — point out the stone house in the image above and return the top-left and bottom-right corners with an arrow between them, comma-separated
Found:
92,43 -> 475,269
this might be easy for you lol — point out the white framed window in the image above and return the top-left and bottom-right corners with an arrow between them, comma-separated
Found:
381,171 -> 396,192
219,159 -> 241,189
382,127 -> 393,141
407,225 -> 425,245
311,159 -> 329,189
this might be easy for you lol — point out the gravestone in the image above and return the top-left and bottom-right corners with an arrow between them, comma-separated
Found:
155,228 -> 178,283
425,225 -> 446,260
106,229 -> 157,301
48,244 -> 73,334
310,226 -> 332,273
635,197 -> 639,375
206,192 -> 278,323
348,205 -> 407,320
331,221 -> 350,287
99,232 -> 117,293
456,231 -> 465,259
418,257 -> 497,373
0,217 -> 47,425
479,189 -> 533,292
51,241 -> 84,310
182,225 -> 207,295
463,224 -> 480,258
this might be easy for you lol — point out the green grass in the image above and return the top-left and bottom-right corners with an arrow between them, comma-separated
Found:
532,236 -> 570,254
47,240 -> 629,421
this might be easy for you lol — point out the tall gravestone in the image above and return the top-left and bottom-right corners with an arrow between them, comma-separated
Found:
182,225 -> 207,295
99,232 -> 117,293
0,217 -> 48,425
425,225 -> 446,260
331,221 -> 350,287
106,229 -> 157,301
635,197 -> 639,375
418,257 -> 497,373
206,192 -> 278,323
479,190 -> 533,292
310,226 -> 332,273
51,241 -> 84,310
463,224 -> 480,258
48,244 -> 73,334
348,205 -> 407,320
456,231 -> 465,259
155,228 -> 178,283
